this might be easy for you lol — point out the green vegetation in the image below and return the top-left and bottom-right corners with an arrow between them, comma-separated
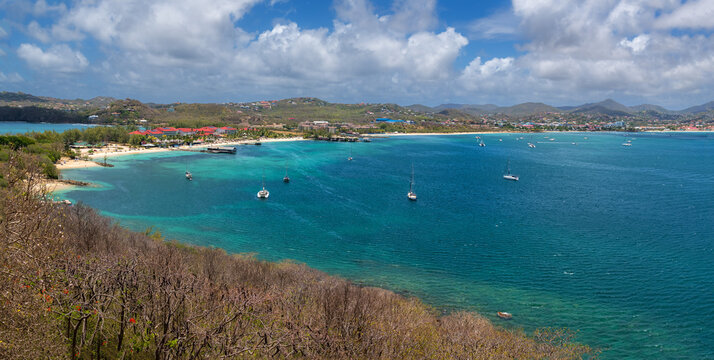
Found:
0,153 -> 596,359
0,127 -> 135,179
0,106 -> 88,124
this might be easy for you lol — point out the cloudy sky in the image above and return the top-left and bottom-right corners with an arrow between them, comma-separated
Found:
1,0 -> 713,108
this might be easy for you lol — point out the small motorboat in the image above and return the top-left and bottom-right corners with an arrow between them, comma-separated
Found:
185,171 -> 192,181
497,312 -> 512,320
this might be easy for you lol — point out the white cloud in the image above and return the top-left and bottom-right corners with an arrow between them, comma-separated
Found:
620,34 -> 650,53
7,0 -> 714,107
468,9 -> 519,40
0,25 -> 7,39
28,0 -> 469,102
33,0 -> 67,16
655,0 -> 714,30
53,0 -> 262,64
17,43 -> 88,73
0,72 -> 24,83
27,21 -> 51,42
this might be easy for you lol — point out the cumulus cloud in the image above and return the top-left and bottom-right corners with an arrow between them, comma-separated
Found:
655,0 -> 714,30
620,34 -> 649,53
17,43 -> 88,73
20,0 -> 469,102
33,0 -> 67,16
468,9 -> 519,40
0,72 -> 24,83
27,21 -> 51,42
7,0 -> 714,107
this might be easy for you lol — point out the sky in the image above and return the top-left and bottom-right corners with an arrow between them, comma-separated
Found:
1,0 -> 714,109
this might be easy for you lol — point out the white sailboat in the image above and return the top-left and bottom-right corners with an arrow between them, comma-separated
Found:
479,139 -> 486,147
185,160 -> 192,181
407,163 -> 417,201
257,172 -> 269,199
503,160 -> 519,181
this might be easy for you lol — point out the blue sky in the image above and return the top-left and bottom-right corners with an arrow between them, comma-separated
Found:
1,0 -> 713,109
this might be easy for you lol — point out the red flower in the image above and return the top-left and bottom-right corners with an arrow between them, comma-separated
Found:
129,318 -> 136,324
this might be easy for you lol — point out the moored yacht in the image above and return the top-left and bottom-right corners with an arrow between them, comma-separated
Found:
503,160 -> 519,181
257,174 -> 269,199
407,163 -> 417,201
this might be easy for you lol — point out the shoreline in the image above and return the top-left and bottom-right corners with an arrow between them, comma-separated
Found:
56,129 -> 712,172
57,137 -> 309,171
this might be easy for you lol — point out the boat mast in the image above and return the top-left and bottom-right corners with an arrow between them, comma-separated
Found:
410,163 -> 415,193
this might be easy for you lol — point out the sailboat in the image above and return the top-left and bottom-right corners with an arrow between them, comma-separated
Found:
347,144 -> 353,161
503,160 -> 519,181
257,172 -> 269,199
185,160 -> 192,181
407,163 -> 417,201
283,162 -> 290,183
479,139 -> 486,147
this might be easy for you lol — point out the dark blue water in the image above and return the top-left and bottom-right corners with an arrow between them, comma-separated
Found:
0,121 -> 99,134
60,133 -> 714,359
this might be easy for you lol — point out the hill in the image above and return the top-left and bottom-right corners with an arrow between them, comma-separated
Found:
679,101 -> 714,114
569,99 -> 632,116
499,102 -> 562,115
0,91 -> 48,103
629,104 -> 673,114
0,106 -> 88,123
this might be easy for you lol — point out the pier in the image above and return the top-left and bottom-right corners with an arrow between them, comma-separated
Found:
203,146 -> 237,154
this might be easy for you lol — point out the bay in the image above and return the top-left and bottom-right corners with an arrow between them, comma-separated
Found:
59,132 -> 714,359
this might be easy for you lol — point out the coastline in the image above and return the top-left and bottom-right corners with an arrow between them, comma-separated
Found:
57,136 -> 309,171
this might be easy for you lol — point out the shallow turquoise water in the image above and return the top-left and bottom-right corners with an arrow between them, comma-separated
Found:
0,121 -> 98,134
60,133 -> 714,359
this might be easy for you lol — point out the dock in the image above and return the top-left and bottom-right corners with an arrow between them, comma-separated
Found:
204,146 -> 237,154
314,136 -> 361,142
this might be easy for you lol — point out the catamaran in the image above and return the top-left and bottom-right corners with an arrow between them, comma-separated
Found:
503,160 -> 519,181
407,163 -> 417,201
185,160 -> 192,181
257,173 -> 269,199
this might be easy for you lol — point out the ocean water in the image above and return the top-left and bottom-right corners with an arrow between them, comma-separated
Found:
59,133 -> 714,359
0,121 -> 98,134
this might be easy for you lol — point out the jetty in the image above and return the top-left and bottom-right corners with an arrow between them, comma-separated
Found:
314,136 -> 361,142
204,146 -> 237,154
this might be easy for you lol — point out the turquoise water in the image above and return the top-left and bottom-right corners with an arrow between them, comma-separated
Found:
0,121 -> 98,134
60,133 -> 714,359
